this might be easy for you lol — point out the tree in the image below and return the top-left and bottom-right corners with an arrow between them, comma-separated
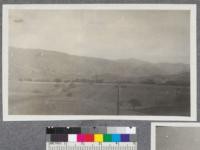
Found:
129,98 -> 142,110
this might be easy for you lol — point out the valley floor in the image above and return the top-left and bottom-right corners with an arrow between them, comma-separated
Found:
8,81 -> 190,116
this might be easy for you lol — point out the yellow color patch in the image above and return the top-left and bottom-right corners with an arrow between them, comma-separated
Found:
94,134 -> 103,142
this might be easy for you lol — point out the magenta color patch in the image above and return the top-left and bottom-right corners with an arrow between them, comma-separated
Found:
77,134 -> 85,142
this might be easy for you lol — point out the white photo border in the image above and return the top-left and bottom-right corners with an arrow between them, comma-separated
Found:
151,122 -> 200,150
2,4 -> 197,121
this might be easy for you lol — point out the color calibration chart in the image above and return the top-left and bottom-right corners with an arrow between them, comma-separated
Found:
46,127 -> 137,150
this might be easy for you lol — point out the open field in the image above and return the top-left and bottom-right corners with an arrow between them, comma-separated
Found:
119,84 -> 190,116
8,81 -> 190,115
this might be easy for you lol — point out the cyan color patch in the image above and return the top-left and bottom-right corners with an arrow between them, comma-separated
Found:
112,134 -> 121,142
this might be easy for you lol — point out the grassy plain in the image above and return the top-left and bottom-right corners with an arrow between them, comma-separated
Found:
8,81 -> 190,116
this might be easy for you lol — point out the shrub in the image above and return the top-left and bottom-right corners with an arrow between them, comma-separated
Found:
129,98 -> 142,110
33,90 -> 40,93
140,79 -> 155,84
28,78 -> 32,81
66,92 -> 72,97
54,84 -> 60,88
68,82 -> 76,88
54,78 -> 62,82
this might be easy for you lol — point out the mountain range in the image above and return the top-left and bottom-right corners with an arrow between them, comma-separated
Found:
9,47 -> 190,85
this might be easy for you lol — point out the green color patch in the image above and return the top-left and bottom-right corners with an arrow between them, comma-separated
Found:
103,134 -> 112,142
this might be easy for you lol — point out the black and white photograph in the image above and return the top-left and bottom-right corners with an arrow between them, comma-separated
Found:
2,4 -> 197,121
151,123 -> 200,150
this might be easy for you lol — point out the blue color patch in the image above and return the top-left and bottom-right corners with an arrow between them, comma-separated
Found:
112,134 -> 121,142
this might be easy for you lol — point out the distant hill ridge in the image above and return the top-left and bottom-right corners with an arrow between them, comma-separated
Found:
9,47 -> 190,84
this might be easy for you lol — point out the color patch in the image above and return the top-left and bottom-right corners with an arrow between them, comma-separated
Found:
77,134 -> 85,142
112,134 -> 121,142
67,127 -> 81,134
50,134 -> 68,142
130,134 -> 137,142
94,134 -> 103,142
46,127 -> 56,134
85,134 -> 94,142
46,127 -> 81,134
121,134 -> 129,142
107,127 -> 136,134
125,127 -> 136,134
103,134 -> 112,142
68,134 -> 77,142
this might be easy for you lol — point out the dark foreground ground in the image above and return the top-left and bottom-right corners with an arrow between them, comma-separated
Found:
8,81 -> 190,116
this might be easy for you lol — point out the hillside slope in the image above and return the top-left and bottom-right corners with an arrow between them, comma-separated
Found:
9,47 -> 189,83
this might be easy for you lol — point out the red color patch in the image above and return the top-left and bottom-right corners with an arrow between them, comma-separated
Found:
84,134 -> 94,142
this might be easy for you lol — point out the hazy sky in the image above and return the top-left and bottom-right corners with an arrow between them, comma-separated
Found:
9,10 -> 190,64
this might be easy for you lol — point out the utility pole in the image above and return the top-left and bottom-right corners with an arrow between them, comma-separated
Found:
116,84 -> 120,115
